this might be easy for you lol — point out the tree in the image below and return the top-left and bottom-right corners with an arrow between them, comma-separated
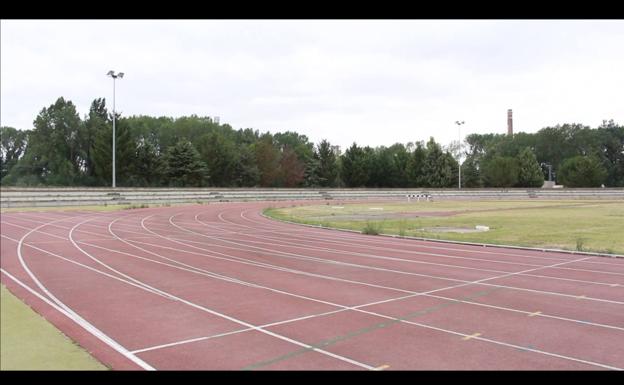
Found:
198,131 -> 237,186
340,143 -> 369,187
482,156 -> 519,187
19,97 -> 84,185
516,147 -> 544,187
304,156 -> 321,187
232,144 -> 260,187
406,142 -> 426,187
461,155 -> 483,187
80,98 -> 109,184
598,120 -> 624,187
422,138 -> 456,187
1,127 -> 28,181
254,134 -> 281,187
314,139 -> 339,187
129,139 -> 164,186
558,156 -> 608,187
92,115 -> 135,186
164,140 -> 208,187
278,145 -> 306,187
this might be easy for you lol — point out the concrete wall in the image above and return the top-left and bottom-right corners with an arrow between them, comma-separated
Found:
1,187 -> 623,208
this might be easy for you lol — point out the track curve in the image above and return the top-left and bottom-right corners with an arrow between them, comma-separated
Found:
1,201 -> 623,370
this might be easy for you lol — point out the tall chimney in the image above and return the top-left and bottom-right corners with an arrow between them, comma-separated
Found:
507,109 -> 513,136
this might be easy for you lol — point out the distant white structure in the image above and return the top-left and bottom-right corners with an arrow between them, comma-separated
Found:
407,193 -> 432,202
214,116 -> 220,124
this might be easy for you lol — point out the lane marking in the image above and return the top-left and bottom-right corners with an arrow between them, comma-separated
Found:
157,217 -> 624,305
462,332 -> 482,341
5,206 -> 623,371
9,212 -> 156,371
375,364 -> 390,370
528,311 -> 542,317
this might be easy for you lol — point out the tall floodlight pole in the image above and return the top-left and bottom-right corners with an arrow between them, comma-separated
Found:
107,71 -> 124,188
455,121 -> 465,189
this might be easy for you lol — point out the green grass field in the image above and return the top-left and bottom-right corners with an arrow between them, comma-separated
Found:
265,200 -> 624,255
0,285 -> 107,370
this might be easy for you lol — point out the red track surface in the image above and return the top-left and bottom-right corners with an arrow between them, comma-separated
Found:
1,200 -> 623,370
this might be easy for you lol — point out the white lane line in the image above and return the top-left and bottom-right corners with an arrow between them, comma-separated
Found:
179,210 -> 624,369
2,235 -> 175,300
11,213 -> 155,371
0,268 -> 154,371
131,308 -> 350,354
24,208 -> 618,308
204,210 -> 624,279
354,305 -> 623,371
5,226 -> 376,370
6,210 -> 624,368
160,214 -> 624,304
127,233 -> 624,312
193,229 -> 624,286
159,232 -> 624,288
130,211 -> 624,368
67,214 -> 377,370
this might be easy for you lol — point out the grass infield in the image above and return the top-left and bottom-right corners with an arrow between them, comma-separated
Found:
0,284 -> 107,370
264,200 -> 624,255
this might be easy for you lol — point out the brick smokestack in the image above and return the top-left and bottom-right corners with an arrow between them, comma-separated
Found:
507,109 -> 513,136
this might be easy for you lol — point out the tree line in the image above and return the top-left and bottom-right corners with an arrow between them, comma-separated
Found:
1,97 -> 622,188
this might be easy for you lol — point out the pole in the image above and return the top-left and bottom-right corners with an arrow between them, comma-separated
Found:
455,120 -> 464,189
458,123 -> 461,189
112,77 -> 116,188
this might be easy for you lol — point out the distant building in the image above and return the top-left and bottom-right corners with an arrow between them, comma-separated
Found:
507,109 -> 513,136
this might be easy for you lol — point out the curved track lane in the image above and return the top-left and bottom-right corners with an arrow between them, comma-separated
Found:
1,201 -> 623,370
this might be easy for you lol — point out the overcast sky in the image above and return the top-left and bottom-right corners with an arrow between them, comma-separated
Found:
2,20 -> 623,151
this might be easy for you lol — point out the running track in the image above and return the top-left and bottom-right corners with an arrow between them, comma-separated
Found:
1,201 -> 623,370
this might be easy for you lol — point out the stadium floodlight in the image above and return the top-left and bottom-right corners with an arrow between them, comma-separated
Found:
455,121 -> 465,189
107,70 -> 124,188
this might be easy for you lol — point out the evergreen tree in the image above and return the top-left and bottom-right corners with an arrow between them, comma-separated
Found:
558,156 -> 608,187
130,139 -> 164,186
198,131 -> 237,186
406,142 -> 426,187
341,143 -> 369,187
461,155 -> 483,187
315,139 -> 339,187
516,147 -> 544,187
164,140 -> 208,187
80,98 -> 108,184
483,156 -> 519,187
422,138 -> 456,187
232,144 -> 260,187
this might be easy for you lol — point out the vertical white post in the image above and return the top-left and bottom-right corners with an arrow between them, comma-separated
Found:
458,123 -> 461,189
112,77 -> 116,189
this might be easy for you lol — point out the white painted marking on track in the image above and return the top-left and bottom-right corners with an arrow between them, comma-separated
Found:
10,213 -> 156,370
462,333 -> 482,341
6,206 -> 624,370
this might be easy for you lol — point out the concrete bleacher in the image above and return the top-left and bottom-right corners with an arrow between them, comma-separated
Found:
1,188 -> 622,208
